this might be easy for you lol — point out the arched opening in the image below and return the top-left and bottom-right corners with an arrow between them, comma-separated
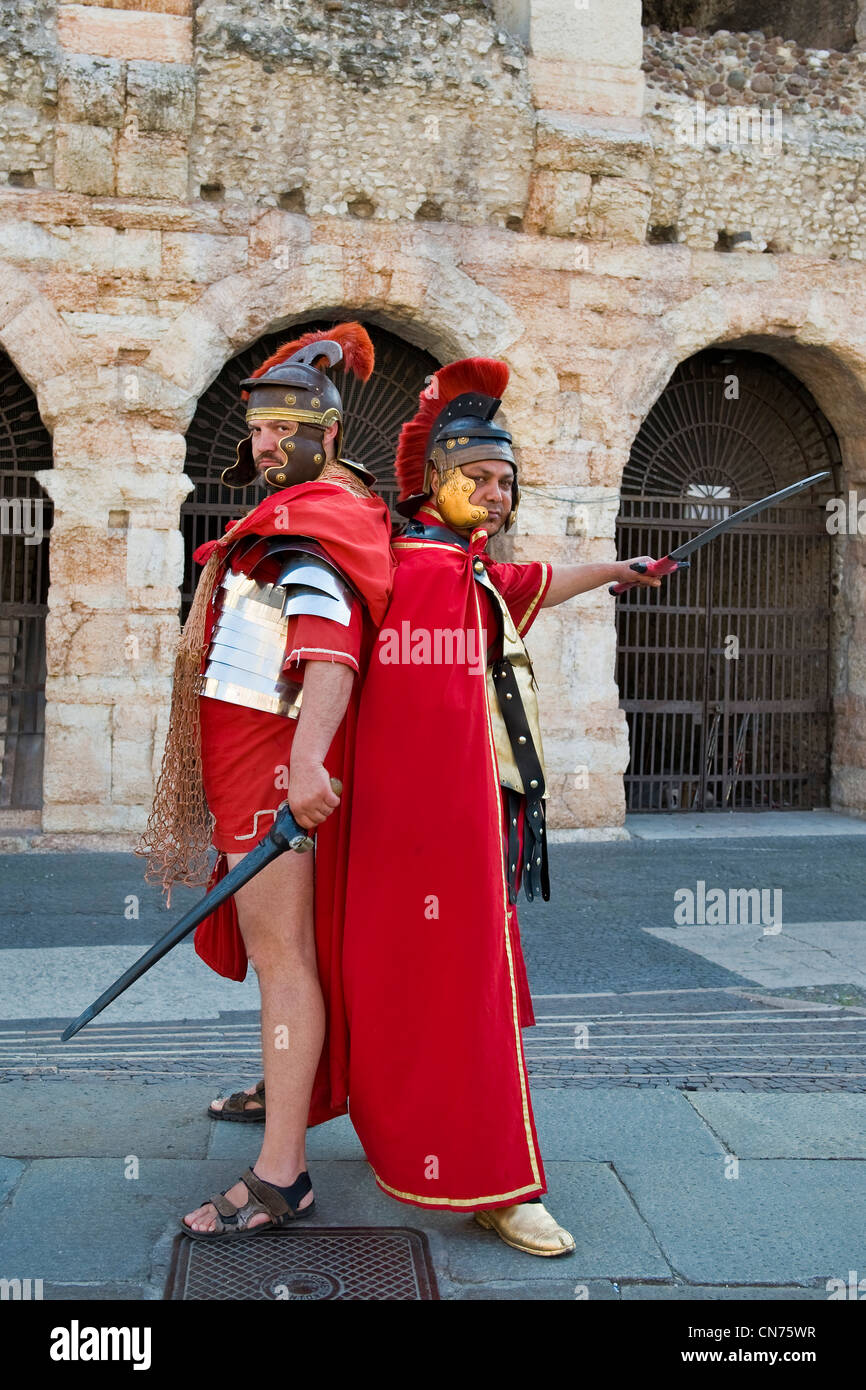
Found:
0,352 -> 53,810
180,319 -> 439,620
615,347 -> 840,812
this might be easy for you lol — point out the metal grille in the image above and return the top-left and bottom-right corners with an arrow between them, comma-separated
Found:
616,350 -> 839,812
165,1228 -> 439,1301
0,354 -> 53,809
181,320 -> 438,620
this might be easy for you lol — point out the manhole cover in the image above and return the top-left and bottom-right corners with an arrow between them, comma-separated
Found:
165,1228 -> 439,1301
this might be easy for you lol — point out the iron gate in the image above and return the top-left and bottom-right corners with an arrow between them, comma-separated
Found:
615,349 -> 839,812
181,320 -> 438,620
0,353 -> 53,809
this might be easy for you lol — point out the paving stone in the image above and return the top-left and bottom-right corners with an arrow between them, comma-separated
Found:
43,1282 -> 148,1301
0,1158 -> 239,1283
456,1278 -> 620,1299
685,1093 -> 866,1158
0,1156 -> 24,1207
0,1081 -> 211,1159
613,1158 -> 866,1285
531,1088 -> 725,1161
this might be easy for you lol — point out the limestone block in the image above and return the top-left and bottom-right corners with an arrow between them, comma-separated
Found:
38,808 -> 146,838
144,307 -> 233,400
116,131 -> 189,199
46,532 -> 128,605
526,169 -> 591,237
34,464 -> 192,525
547,769 -> 626,829
51,420 -> 187,473
111,723 -> 157,805
61,311 -> 170,353
247,211 -> 313,267
530,59 -> 644,119
126,60 -> 195,136
530,0 -> 642,69
43,704 -> 112,804
72,0 -> 192,11
535,110 -> 652,180
34,364 -> 192,433
58,54 -> 125,127
57,6 -> 193,65
831,766 -> 866,818
0,265 -> 36,332
161,232 -> 248,282
587,176 -> 651,243
0,297 -> 88,389
0,221 -> 64,271
126,525 -> 185,591
48,609 -> 134,676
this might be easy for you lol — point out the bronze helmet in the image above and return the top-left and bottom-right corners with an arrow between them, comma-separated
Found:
222,328 -> 376,491
397,394 -> 519,532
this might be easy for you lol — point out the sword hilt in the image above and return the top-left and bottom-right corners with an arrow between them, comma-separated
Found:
271,777 -> 343,852
609,555 -> 689,596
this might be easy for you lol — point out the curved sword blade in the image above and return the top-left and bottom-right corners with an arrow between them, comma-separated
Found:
669,471 -> 832,560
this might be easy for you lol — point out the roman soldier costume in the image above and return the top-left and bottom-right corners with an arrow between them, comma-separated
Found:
136,323 -> 394,1125
341,359 -> 568,1239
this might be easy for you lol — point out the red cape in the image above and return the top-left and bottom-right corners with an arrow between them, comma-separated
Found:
191,480 -> 394,1126
342,518 -> 550,1208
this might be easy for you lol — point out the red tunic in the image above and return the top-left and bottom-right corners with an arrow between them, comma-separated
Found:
190,479 -> 394,1127
342,505 -> 552,1210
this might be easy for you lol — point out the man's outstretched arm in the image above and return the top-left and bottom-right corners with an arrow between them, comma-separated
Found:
542,556 -> 662,607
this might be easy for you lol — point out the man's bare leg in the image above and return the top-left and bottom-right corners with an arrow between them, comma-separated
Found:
183,843 -> 323,1230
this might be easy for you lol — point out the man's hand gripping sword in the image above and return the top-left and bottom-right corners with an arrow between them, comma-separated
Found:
60,780 -> 342,1042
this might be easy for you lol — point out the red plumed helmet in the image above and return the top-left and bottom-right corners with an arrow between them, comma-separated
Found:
395,357 -> 511,505
240,321 -> 375,401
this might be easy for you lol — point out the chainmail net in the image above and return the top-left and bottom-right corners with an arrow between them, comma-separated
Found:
134,520 -> 246,908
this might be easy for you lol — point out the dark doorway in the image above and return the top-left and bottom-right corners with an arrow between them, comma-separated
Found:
615,348 -> 839,812
180,319 -> 438,620
0,353 -> 53,809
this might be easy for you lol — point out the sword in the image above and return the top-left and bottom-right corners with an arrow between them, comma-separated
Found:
60,780 -> 342,1042
609,471 -> 831,594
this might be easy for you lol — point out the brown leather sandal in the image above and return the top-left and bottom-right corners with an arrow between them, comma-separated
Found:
180,1167 -> 314,1240
207,1079 -> 265,1122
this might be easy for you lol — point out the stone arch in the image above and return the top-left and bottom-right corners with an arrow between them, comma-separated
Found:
0,345 -> 54,812
614,283 -> 866,819
625,284 -> 866,446
142,219 -> 561,450
0,260 -> 92,433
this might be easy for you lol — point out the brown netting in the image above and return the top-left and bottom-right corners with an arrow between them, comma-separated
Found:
134,518 -> 246,907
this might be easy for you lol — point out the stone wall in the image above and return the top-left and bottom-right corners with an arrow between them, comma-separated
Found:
0,0 -> 864,846
192,1 -> 533,226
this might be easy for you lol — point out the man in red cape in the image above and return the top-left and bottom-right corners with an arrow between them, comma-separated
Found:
137,324 -> 393,1237
341,358 -> 661,1255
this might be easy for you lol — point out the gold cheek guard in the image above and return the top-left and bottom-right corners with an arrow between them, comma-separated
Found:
427,443 -> 519,531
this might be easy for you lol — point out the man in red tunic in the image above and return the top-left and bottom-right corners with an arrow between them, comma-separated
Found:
136,324 -> 394,1237
341,358 -> 661,1256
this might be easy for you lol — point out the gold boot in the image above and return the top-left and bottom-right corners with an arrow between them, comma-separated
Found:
474,1201 -> 575,1257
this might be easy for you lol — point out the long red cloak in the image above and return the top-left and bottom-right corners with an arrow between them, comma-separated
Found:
342,508 -> 552,1209
190,479 -> 394,1126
